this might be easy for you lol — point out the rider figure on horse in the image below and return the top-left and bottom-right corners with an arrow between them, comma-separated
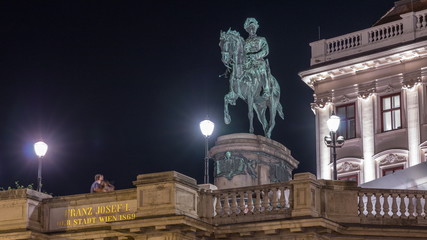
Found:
243,18 -> 271,98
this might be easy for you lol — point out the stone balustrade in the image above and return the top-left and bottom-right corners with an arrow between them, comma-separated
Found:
310,10 -> 427,65
358,189 -> 427,221
1,171 -> 427,239
199,182 -> 292,224
199,173 -> 427,227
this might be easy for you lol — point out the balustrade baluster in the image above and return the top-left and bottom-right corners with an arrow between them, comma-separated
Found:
272,188 -> 278,210
279,187 -> 286,210
374,193 -> 381,217
383,193 -> 390,218
424,194 -> 427,219
215,193 -> 222,217
368,31 -> 373,43
239,191 -> 246,215
255,190 -> 261,213
358,192 -> 365,216
399,194 -> 407,218
417,15 -> 422,29
248,191 -> 254,213
391,193 -> 398,218
261,189 -> 268,212
416,194 -> 422,218
366,193 -> 374,217
422,14 -> 425,28
223,193 -> 231,216
231,192 -> 238,215
408,194 -> 415,219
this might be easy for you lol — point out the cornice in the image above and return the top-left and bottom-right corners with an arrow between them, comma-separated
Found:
299,40 -> 427,89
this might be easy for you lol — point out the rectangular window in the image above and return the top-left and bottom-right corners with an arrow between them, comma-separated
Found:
338,174 -> 358,182
382,165 -> 404,176
336,103 -> 356,139
381,93 -> 401,132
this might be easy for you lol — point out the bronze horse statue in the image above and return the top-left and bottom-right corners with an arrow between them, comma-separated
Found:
219,29 -> 284,138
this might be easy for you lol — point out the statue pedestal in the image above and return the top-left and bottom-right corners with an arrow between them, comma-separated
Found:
210,133 -> 299,189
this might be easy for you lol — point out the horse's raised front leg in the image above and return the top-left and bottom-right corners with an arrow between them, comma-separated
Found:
248,95 -> 254,134
224,91 -> 237,124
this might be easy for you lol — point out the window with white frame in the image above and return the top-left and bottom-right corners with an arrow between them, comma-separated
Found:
381,93 -> 401,132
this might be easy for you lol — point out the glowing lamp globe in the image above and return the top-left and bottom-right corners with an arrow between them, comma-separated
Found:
34,141 -> 48,158
200,120 -> 214,137
327,114 -> 340,133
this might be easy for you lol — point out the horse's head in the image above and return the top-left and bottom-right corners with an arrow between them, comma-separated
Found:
219,29 -> 243,67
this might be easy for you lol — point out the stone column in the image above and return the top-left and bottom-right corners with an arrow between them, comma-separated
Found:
406,87 -> 421,166
360,96 -> 376,182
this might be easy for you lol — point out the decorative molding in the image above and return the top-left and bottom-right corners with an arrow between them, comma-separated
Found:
341,95 -> 350,103
337,161 -> 360,173
385,84 -> 395,93
402,76 -> 422,90
310,97 -> 332,111
357,88 -> 375,99
379,154 -> 406,166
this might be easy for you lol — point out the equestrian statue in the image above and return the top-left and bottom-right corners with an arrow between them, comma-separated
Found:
219,18 -> 284,138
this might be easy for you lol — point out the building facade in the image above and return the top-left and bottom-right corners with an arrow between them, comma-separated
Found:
299,0 -> 427,184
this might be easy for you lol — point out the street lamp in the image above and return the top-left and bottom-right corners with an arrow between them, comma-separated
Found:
200,119 -> 214,184
324,112 -> 345,180
34,141 -> 48,192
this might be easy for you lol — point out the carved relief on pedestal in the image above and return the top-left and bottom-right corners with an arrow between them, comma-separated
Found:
337,161 -> 360,173
379,154 -> 406,166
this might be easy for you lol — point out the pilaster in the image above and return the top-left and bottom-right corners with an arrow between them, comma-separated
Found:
317,106 -> 332,180
405,86 -> 421,166
360,96 -> 376,182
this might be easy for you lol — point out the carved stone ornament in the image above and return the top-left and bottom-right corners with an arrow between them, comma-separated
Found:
341,95 -> 350,103
337,162 -> 360,173
379,154 -> 406,166
402,77 -> 421,90
358,88 -> 375,99
310,97 -> 332,111
385,84 -> 395,93
214,152 -> 258,180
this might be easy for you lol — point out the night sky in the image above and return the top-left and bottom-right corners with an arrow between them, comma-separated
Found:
1,0 -> 394,196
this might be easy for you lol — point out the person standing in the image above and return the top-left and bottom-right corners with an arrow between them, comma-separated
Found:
90,174 -> 104,193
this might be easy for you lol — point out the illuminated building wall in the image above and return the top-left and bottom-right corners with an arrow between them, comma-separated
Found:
300,0 -> 427,184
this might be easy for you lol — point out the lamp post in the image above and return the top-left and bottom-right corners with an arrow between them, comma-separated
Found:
200,119 -> 214,184
324,112 -> 345,180
34,141 -> 48,192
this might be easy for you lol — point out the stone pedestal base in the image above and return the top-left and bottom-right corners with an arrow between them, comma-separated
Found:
210,133 -> 299,189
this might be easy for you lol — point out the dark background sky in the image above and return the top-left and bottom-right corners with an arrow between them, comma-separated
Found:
0,0 -> 394,196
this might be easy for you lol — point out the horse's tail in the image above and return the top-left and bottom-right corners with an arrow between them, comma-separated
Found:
277,102 -> 284,119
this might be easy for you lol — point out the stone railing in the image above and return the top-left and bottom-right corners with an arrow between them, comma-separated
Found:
310,10 -> 427,66
199,182 -> 292,224
358,188 -> 427,220
199,173 -> 427,226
